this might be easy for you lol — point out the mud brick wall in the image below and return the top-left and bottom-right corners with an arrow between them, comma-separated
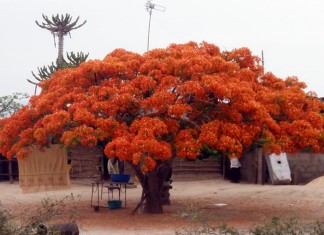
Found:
239,150 -> 324,185
287,152 -> 324,184
172,157 -> 222,176
67,143 -> 324,184
68,145 -> 103,179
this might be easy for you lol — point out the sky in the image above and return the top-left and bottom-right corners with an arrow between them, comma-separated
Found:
1,0 -> 324,97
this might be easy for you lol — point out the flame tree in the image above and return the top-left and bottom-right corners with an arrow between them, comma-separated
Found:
0,42 -> 323,213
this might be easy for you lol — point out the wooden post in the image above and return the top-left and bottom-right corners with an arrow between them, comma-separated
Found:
222,155 -> 226,180
256,147 -> 265,185
8,160 -> 13,184
262,154 -> 267,184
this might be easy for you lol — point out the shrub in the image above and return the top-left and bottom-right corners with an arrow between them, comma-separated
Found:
175,212 -> 324,235
0,194 -> 80,235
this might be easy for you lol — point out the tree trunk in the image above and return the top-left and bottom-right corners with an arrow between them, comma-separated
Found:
142,162 -> 173,213
143,170 -> 163,213
158,162 -> 173,205
57,31 -> 64,66
131,160 -> 173,214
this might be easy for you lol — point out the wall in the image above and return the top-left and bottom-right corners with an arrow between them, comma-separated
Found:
68,145 -> 103,179
287,152 -> 324,184
68,146 -> 223,180
68,144 -> 324,184
239,149 -> 324,185
239,148 -> 259,183
172,157 -> 223,180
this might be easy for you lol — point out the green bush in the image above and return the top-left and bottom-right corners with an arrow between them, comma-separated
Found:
0,208 -> 17,235
175,215 -> 324,235
175,222 -> 240,235
0,194 -> 80,235
250,216 -> 305,235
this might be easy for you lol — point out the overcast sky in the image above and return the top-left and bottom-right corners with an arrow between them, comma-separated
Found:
1,0 -> 323,97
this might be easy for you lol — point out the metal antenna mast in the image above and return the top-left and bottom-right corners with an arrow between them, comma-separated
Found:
261,50 -> 265,74
146,0 -> 165,51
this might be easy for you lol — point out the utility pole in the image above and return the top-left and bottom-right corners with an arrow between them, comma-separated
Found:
145,0 -> 165,51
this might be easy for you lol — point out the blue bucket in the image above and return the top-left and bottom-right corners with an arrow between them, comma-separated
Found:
108,200 -> 122,209
111,174 -> 130,183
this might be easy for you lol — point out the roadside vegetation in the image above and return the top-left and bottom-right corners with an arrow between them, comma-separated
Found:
0,194 -> 80,235
175,204 -> 324,235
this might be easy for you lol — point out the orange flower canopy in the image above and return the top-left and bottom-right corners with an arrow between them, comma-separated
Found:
0,42 -> 323,172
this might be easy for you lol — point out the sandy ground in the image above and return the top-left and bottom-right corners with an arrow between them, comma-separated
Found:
1,175 -> 324,235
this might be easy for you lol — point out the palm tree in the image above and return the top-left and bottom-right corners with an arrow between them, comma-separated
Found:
36,14 -> 86,65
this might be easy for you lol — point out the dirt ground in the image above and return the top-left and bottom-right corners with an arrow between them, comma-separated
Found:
1,174 -> 324,235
